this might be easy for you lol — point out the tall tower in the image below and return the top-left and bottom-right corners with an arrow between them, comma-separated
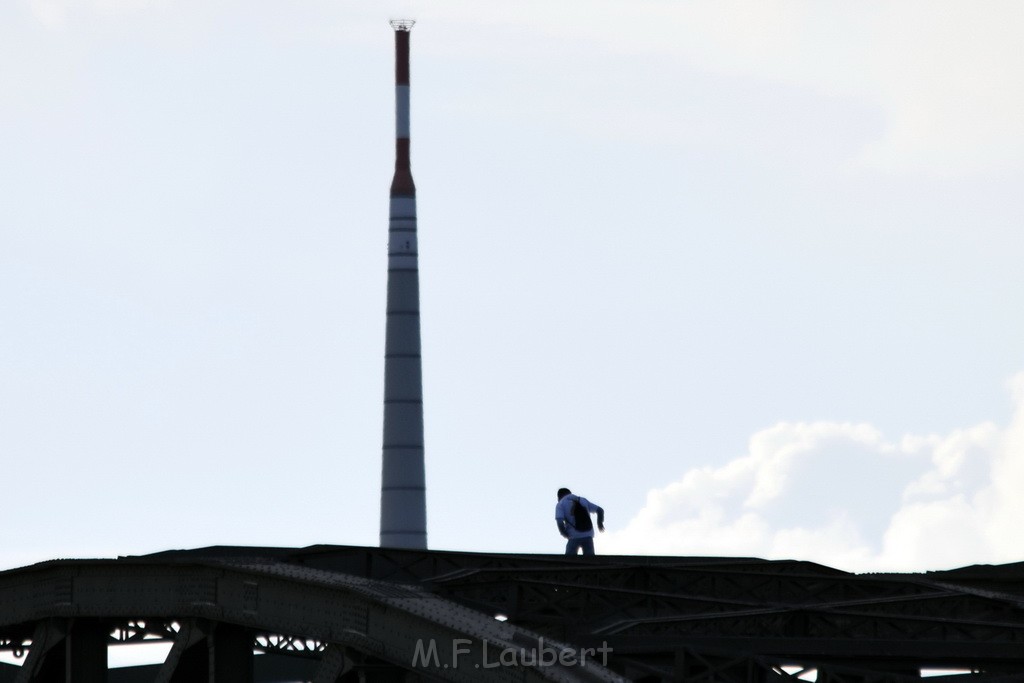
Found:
380,20 -> 427,549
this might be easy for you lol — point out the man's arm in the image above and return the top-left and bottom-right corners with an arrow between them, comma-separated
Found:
591,504 -> 605,532
556,520 -> 569,538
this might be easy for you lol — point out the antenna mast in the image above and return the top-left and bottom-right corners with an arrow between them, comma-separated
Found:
380,20 -> 427,550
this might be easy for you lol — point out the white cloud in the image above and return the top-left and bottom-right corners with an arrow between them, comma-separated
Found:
449,1 -> 1024,174
851,3 -> 1024,174
26,0 -> 163,27
604,373 -> 1024,573
18,0 -> 1024,172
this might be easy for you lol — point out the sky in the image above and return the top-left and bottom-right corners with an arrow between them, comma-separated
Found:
2,0 -> 1024,574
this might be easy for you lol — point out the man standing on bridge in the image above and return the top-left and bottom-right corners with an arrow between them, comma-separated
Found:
556,487 -> 605,556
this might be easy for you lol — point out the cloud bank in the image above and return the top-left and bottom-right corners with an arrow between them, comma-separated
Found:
604,374 -> 1024,573
23,1 -> 1024,174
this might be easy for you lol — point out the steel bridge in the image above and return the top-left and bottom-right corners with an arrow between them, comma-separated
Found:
2,545 -> 1024,682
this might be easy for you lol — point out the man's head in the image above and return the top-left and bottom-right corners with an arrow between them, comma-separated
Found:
557,487 -> 571,501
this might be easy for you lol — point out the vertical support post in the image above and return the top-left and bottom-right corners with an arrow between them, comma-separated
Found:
312,644 -> 351,683
211,624 -> 253,683
66,619 -> 108,683
380,19 -> 427,550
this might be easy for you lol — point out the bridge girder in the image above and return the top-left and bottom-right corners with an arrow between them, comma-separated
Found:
0,555 -> 624,682
4,546 -> 1024,681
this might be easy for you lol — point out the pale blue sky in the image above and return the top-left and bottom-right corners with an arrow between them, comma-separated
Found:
2,0 -> 1023,572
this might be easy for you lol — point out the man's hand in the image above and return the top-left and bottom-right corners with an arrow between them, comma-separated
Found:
598,524 -> 605,533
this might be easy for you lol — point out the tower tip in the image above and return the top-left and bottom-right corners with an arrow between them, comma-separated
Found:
389,19 -> 415,31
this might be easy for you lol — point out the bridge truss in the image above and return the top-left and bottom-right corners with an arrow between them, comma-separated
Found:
3,545 -> 1024,681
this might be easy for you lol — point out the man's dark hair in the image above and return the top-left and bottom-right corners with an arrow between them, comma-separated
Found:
557,487 -> 571,500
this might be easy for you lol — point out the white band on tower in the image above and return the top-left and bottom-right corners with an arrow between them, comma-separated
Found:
396,86 -> 410,138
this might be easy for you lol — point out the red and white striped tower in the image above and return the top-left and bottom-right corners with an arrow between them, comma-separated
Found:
380,19 -> 426,549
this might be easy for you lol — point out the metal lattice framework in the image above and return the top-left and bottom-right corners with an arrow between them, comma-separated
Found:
3,546 -> 1024,681
388,19 -> 415,31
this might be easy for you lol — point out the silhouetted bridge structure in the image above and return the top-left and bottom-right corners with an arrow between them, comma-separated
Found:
3,545 -> 1024,681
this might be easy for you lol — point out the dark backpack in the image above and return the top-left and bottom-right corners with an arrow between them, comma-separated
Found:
571,496 -> 593,532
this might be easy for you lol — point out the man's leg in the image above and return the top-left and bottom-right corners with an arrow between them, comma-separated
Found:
565,538 -> 583,555
579,537 -> 595,556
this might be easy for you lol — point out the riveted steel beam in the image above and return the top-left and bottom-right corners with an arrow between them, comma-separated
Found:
0,557 -> 623,683
11,545 -> 1024,680
154,619 -> 208,683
